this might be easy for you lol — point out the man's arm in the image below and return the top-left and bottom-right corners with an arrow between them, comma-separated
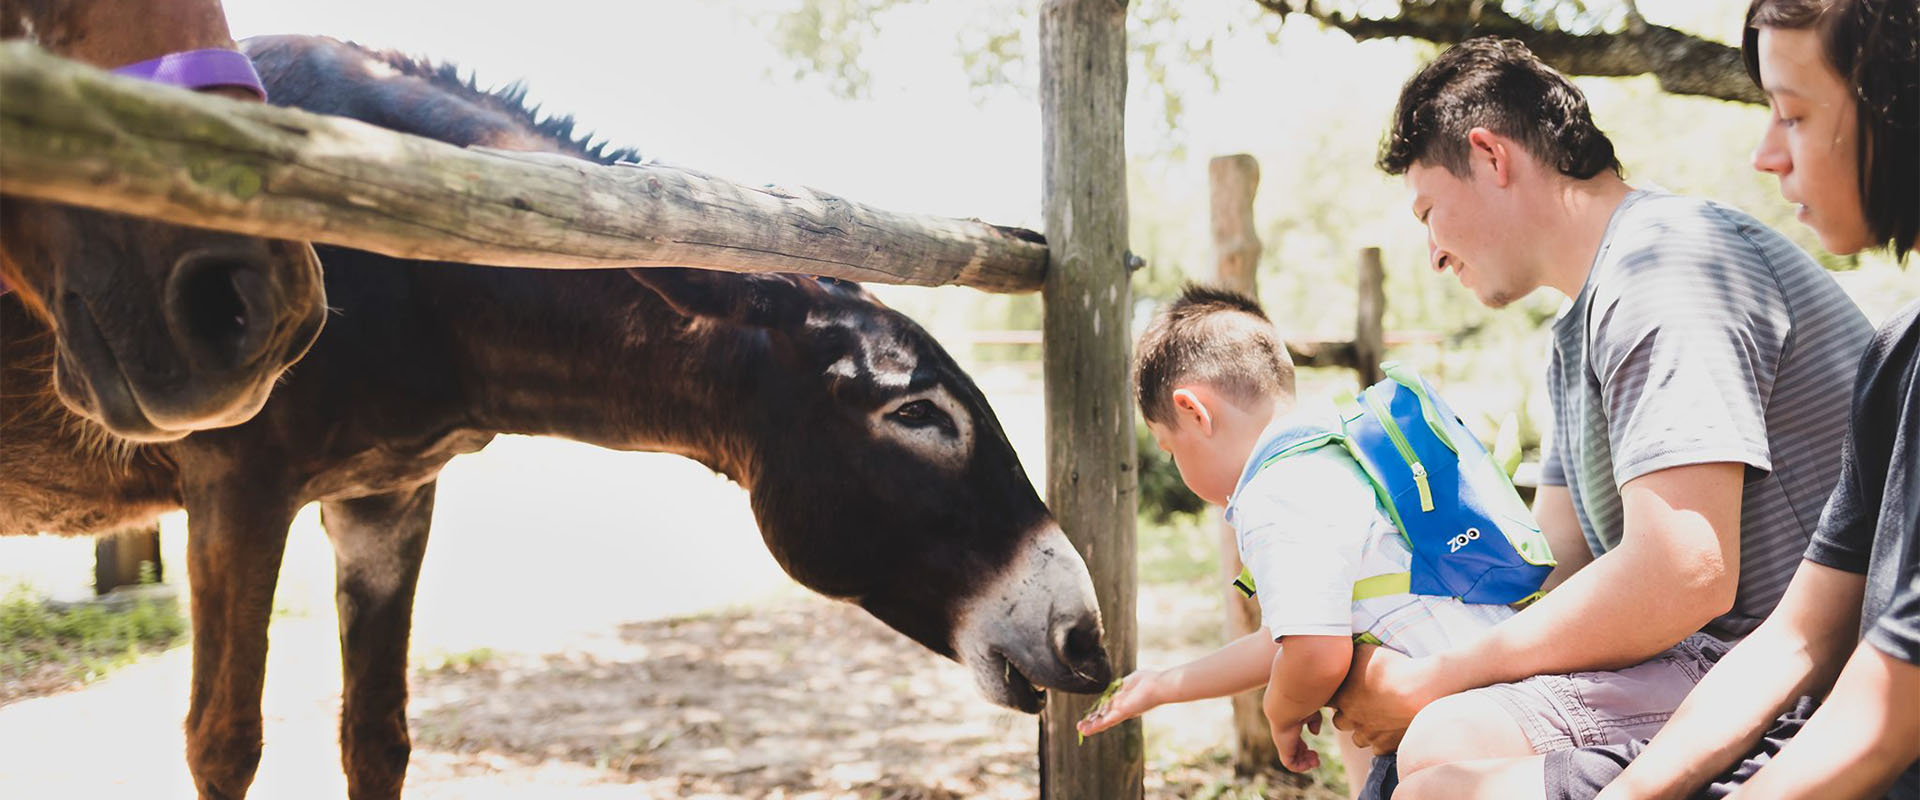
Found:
1460,461 -> 1746,680
1732,640 -> 1920,799
1333,462 -> 1744,747
1533,485 -> 1594,593
1597,560 -> 1865,800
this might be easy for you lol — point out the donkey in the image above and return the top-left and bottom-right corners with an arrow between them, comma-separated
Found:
0,0 -> 326,441
0,33 -> 1112,800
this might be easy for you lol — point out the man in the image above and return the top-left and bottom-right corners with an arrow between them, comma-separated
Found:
1329,37 -> 1873,796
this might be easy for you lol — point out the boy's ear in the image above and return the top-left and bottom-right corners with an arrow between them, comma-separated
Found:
1170,387 -> 1214,436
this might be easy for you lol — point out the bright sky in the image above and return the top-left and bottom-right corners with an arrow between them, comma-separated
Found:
222,0 -> 1053,226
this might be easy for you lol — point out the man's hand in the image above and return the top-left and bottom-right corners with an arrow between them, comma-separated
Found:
1328,644 -> 1450,752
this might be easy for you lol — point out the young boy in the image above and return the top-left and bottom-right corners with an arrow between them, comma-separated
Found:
1076,284 -> 1511,783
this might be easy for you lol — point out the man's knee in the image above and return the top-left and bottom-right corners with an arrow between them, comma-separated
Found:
1398,691 -> 1534,778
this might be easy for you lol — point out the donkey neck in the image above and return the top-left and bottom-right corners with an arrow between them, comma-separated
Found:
8,0 -> 239,67
431,267 -> 772,485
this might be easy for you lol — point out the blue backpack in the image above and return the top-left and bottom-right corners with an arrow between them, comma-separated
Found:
1234,362 -> 1555,606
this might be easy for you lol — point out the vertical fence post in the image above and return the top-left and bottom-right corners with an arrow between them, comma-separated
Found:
1354,247 -> 1386,387
1038,0 -> 1141,797
1208,153 -> 1282,773
95,525 -> 162,594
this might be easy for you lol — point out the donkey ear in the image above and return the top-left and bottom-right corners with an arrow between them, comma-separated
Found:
628,267 -> 814,329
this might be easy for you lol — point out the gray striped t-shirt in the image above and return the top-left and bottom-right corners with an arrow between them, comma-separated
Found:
1540,190 -> 1871,640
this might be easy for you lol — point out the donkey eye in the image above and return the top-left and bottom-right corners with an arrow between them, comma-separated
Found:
889,399 -> 952,430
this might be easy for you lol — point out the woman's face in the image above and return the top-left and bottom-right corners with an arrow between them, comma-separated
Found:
1752,27 -> 1874,254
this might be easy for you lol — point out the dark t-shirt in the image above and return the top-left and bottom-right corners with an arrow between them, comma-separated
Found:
1804,299 -> 1920,797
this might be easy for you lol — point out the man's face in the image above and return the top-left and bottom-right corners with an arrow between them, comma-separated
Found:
1406,159 -> 1532,309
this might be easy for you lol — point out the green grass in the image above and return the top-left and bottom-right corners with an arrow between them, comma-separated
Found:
1137,512 -> 1220,586
0,584 -> 187,693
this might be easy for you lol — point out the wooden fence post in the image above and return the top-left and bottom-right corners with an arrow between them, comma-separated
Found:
1038,0 -> 1141,798
1354,247 -> 1386,387
1208,154 -> 1282,774
95,525 -> 162,594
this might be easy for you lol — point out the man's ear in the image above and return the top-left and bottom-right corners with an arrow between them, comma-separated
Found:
629,267 -> 817,329
1170,387 -> 1215,436
1466,127 -> 1513,188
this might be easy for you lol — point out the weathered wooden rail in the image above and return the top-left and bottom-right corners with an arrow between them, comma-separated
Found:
0,41 -> 1048,292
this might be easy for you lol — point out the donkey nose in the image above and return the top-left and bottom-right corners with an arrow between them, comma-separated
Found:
1050,612 -> 1113,689
166,249 -> 272,370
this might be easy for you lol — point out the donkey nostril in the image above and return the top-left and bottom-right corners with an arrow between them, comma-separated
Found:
1054,616 -> 1104,669
170,255 -> 262,367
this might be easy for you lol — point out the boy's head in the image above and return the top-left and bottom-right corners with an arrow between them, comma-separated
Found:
1381,37 -> 1621,309
1134,284 -> 1295,504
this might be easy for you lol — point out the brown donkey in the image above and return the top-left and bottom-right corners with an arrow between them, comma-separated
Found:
0,0 -> 325,441
0,34 -> 1112,800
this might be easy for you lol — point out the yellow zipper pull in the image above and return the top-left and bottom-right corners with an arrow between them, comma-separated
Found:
1412,462 -> 1434,511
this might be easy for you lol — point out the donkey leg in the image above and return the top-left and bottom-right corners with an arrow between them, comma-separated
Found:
182,489 -> 297,800
321,482 -> 436,800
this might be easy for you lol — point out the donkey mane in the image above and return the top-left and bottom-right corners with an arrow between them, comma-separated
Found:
347,41 -> 643,167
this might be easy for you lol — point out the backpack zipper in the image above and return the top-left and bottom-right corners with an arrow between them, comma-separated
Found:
1365,389 -> 1435,512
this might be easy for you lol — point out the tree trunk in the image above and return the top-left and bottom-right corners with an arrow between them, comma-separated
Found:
1208,153 -> 1283,774
1038,1 -> 1141,798
0,41 -> 1048,291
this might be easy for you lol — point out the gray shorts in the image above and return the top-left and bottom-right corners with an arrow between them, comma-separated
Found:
1467,633 -> 1731,753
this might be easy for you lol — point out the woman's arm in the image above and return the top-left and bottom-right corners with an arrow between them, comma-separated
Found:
1598,561 -> 1865,800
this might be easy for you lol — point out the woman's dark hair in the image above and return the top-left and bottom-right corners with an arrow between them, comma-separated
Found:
1379,37 -> 1621,180
1746,0 -> 1920,260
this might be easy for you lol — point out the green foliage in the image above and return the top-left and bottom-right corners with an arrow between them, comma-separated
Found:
0,586 -> 186,688
1137,422 -> 1207,523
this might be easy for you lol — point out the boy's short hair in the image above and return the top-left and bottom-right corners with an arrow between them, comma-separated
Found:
1745,0 -> 1919,261
1378,37 -> 1622,180
1134,284 -> 1295,426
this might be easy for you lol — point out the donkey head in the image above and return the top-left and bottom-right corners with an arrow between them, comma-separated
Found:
0,201 -> 326,441
633,268 -> 1112,711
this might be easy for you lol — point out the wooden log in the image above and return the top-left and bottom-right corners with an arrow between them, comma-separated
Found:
1037,1 -> 1141,797
1208,153 -> 1282,774
0,41 -> 1048,292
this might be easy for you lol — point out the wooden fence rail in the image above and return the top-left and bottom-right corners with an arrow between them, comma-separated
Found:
0,41 -> 1048,292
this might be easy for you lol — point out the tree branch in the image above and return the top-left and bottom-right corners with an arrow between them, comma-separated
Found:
1264,0 -> 1762,105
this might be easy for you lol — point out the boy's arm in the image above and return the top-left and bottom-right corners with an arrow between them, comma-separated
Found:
1076,629 -> 1278,736
1263,634 -> 1353,772
1263,634 -> 1352,725
1155,627 -> 1284,702
1335,461 -> 1745,749
1597,560 -> 1865,800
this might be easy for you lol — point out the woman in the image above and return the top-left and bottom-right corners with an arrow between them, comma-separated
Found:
1396,0 -> 1919,797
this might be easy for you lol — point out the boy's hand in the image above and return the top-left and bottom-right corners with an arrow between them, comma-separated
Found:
1075,669 -> 1161,737
1270,710 -> 1325,773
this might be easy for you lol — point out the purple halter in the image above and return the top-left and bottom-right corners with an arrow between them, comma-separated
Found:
0,49 -> 266,299
111,48 -> 267,100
